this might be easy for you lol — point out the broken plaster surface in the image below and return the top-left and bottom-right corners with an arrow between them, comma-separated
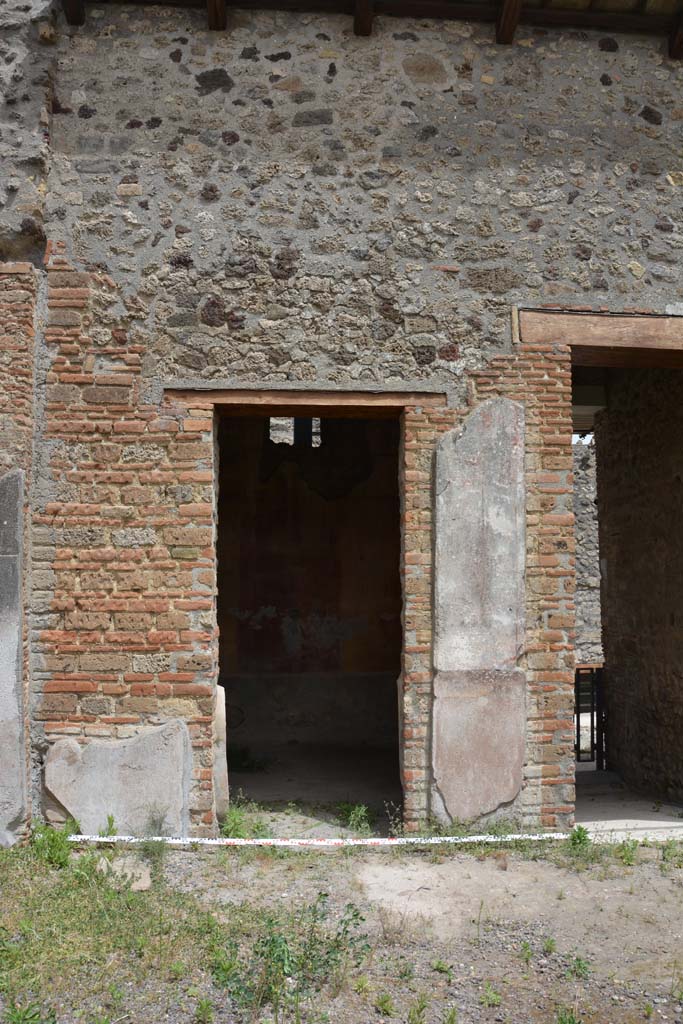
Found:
431,398 -> 526,824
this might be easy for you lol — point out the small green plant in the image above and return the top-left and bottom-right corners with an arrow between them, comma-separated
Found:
557,1008 -> 582,1024
432,958 -> 453,982
442,1010 -> 458,1024
31,820 -> 78,869
396,956 -> 414,981
374,993 -> 397,1017
5,1005 -> 44,1024
353,975 -> 370,995
194,997 -> 214,1024
644,1003 -> 654,1019
616,839 -> 638,866
139,808 -> 170,877
407,994 -> 429,1024
220,796 -> 270,840
569,826 -> 591,851
169,960 -> 186,980
337,803 -> 373,836
98,814 -> 117,838
567,956 -> 591,980
543,937 -> 557,955
662,840 -> 683,869
480,982 -> 501,1008
520,940 -> 533,965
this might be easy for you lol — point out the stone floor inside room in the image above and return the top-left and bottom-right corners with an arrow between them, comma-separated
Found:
575,767 -> 683,841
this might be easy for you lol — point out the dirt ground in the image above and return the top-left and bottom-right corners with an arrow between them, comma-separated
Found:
3,827 -> 683,1024
163,840 -> 683,1024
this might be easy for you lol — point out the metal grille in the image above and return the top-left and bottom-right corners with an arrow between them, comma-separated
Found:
575,666 -> 606,769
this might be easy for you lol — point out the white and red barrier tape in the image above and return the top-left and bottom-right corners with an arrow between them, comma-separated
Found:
68,831 -> 569,849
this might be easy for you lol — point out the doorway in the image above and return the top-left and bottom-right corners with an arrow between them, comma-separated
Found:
573,365 -> 683,829
216,410 -> 403,815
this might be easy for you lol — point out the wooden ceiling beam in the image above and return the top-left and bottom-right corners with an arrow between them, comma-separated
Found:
62,0 -> 86,25
207,0 -> 227,28
496,0 -> 522,42
354,0 -> 374,34
56,0 -> 682,56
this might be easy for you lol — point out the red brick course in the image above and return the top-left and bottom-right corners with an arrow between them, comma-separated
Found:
16,251 -> 575,836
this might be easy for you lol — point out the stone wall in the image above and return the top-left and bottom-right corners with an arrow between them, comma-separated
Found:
43,7 -> 683,399
5,1 -> 683,833
573,440 -> 603,664
0,0 -> 54,261
596,369 -> 683,801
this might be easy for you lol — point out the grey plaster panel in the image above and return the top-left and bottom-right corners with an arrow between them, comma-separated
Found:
431,669 -> 526,824
213,687 -> 228,819
0,470 -> 27,847
434,398 -> 525,673
44,720 -> 193,836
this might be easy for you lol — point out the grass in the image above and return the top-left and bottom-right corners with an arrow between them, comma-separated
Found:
0,831 -> 369,1022
374,992 -> 397,1016
336,803 -> 373,836
219,795 -> 271,840
480,982 -> 501,1008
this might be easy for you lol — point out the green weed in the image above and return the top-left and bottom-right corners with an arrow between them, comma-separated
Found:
480,982 -> 501,1008
30,820 -> 78,869
442,1010 -> 458,1024
520,940 -> 533,965
374,993 -> 397,1017
98,814 -> 117,838
407,993 -> 429,1024
543,937 -> 557,954
567,956 -> 591,980
194,997 -> 214,1023
219,796 -> 271,840
569,826 -> 591,852
4,1005 -> 53,1024
616,839 -> 638,866
210,892 -> 369,1017
336,803 -> 373,836
432,959 -> 453,982
556,1008 -> 582,1024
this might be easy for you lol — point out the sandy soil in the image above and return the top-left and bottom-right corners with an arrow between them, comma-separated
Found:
164,841 -> 683,1024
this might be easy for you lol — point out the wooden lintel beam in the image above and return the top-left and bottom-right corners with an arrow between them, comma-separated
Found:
62,0 -> 85,26
669,14 -> 683,58
354,0 -> 374,35
496,0 -> 522,43
207,0 -> 227,29
520,309 -> 683,354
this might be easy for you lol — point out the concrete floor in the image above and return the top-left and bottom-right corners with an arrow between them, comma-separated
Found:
575,767 -> 683,840
229,742 -> 402,814
229,745 -> 683,842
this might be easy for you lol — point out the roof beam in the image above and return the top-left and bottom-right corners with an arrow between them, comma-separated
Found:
354,0 -> 374,35
207,0 -> 227,29
496,0 -> 522,42
62,0 -> 85,25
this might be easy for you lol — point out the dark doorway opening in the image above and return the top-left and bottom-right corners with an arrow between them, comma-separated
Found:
216,412 -> 403,815
573,365 -> 683,825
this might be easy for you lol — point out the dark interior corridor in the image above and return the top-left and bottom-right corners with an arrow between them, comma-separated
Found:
216,412 -> 403,814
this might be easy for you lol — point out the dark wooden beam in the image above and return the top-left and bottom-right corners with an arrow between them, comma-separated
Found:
62,0 -> 85,25
207,0 -> 227,29
354,0 -> 374,34
81,0 -> 681,52
496,0 -> 522,43
670,13 -> 683,57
